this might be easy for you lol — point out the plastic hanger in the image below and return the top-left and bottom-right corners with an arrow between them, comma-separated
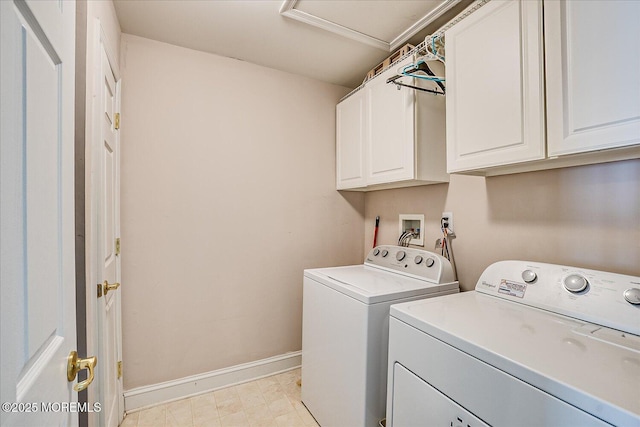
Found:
399,60 -> 445,82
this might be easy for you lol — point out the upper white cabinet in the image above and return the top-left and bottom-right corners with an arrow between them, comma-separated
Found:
366,61 -> 416,185
445,0 -> 545,173
337,56 -> 448,191
446,0 -> 640,175
336,88 -> 367,189
545,0 -> 640,156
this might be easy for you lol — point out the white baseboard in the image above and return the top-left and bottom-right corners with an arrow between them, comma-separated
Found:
123,351 -> 302,412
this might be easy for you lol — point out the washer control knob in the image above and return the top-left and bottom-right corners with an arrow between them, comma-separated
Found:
563,274 -> 588,293
623,288 -> 640,305
522,270 -> 537,283
396,251 -> 406,261
381,249 -> 389,257
425,257 -> 435,268
414,255 -> 423,265
373,248 -> 380,256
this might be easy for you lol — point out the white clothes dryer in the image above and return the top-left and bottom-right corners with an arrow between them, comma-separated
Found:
387,260 -> 640,427
302,245 -> 459,427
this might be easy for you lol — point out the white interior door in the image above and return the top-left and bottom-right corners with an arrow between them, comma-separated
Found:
0,0 -> 87,426
96,38 -> 124,427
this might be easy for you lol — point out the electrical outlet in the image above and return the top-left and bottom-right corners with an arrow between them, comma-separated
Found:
441,211 -> 454,234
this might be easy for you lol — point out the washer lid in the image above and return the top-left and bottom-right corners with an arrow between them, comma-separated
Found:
390,292 -> 640,427
304,265 -> 458,304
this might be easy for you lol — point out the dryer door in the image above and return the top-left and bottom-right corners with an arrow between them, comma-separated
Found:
391,363 -> 488,427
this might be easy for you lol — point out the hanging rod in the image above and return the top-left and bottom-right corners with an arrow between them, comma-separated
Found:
386,75 -> 445,96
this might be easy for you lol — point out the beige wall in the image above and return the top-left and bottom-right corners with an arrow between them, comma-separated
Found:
119,34 -> 363,389
365,159 -> 640,291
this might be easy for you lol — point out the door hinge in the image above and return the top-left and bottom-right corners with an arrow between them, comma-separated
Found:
117,361 -> 123,379
115,238 -> 121,256
97,283 -> 103,298
114,112 -> 120,130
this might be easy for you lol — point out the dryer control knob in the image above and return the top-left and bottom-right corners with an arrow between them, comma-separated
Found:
425,257 -> 435,268
522,270 -> 537,283
373,248 -> 380,256
381,249 -> 389,257
623,288 -> 640,305
396,251 -> 406,261
414,255 -> 423,265
563,274 -> 588,293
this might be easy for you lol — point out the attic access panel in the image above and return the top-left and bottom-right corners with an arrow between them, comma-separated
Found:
280,0 -> 460,51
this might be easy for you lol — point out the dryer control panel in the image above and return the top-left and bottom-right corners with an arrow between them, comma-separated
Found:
365,245 -> 455,284
475,260 -> 640,336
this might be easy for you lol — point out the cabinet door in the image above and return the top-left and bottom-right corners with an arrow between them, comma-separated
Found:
445,0 -> 545,172
545,1 -> 640,156
336,89 -> 366,189
366,59 -> 416,185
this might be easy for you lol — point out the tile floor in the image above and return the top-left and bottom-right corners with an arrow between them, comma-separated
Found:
119,368 -> 318,427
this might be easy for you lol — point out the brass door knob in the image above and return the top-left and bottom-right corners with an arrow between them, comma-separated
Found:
67,351 -> 97,392
103,280 -> 121,296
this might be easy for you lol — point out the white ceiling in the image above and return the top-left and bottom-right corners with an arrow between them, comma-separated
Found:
113,0 -> 471,88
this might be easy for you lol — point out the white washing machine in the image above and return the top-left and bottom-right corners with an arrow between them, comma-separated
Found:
302,245 -> 459,427
387,260 -> 640,427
